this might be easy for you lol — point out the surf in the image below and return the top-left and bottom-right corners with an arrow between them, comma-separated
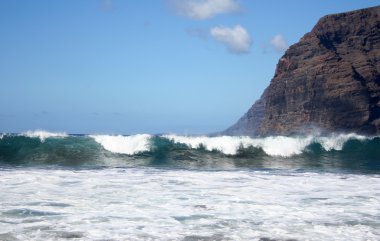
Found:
0,130 -> 379,171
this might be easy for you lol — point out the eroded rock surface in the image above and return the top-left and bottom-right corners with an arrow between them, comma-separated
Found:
225,6 -> 380,136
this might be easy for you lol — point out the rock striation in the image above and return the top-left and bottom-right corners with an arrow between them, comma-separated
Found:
224,6 -> 380,136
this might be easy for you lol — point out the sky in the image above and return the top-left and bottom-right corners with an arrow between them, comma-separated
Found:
0,0 -> 378,134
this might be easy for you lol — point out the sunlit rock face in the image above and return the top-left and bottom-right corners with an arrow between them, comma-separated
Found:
225,6 -> 380,136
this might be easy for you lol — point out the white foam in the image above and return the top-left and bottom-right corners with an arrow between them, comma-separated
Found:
164,135 -> 249,155
21,130 -> 68,142
164,133 -> 370,157
164,134 -> 314,157
90,134 -> 151,155
1,168 -> 379,240
317,133 -> 367,151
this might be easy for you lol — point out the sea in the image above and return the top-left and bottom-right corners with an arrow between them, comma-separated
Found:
0,130 -> 379,241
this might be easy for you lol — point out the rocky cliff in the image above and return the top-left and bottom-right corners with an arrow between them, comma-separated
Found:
224,6 -> 380,136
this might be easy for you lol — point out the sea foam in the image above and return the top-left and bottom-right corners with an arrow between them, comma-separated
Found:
21,130 -> 68,142
164,135 -> 314,156
317,133 -> 367,151
164,133 -> 369,157
90,134 -> 151,155
12,130 -> 372,157
1,168 -> 379,240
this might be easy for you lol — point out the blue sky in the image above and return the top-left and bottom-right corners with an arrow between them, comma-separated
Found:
0,0 -> 378,134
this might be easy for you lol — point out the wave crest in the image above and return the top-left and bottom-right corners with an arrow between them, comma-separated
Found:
90,134 -> 151,155
164,133 -> 369,157
164,135 -> 313,157
317,133 -> 366,151
0,132 -> 379,170
21,130 -> 68,142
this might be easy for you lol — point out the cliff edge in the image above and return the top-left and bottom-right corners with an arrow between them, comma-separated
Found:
224,6 -> 380,136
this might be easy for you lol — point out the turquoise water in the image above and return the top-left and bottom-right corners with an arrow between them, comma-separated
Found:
0,131 -> 379,240
0,132 -> 379,172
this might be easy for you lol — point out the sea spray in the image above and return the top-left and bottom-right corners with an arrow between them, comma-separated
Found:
317,133 -> 367,151
21,130 -> 68,142
90,134 -> 151,155
164,134 -> 368,157
0,131 -> 379,171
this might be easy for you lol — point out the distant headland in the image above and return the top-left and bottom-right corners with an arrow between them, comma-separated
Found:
224,6 -> 380,136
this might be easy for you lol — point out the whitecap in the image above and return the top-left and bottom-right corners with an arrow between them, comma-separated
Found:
163,133 -> 371,157
164,135 -> 314,157
257,135 -> 314,156
90,134 -> 151,155
316,133 -> 367,151
21,130 -> 68,142
163,135 -> 249,155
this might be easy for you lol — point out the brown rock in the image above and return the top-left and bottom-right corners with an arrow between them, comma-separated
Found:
224,6 -> 380,136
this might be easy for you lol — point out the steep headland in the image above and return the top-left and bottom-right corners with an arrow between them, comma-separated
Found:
225,6 -> 380,136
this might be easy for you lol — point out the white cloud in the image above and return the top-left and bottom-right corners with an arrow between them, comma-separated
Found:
169,0 -> 240,20
210,25 -> 252,54
270,34 -> 289,53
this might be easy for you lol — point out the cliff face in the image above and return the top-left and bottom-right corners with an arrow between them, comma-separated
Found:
225,6 -> 380,136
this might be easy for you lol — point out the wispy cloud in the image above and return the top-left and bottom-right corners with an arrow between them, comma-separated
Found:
210,25 -> 252,54
168,0 -> 241,20
270,34 -> 289,53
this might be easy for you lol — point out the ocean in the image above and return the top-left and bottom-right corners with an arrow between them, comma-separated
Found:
0,130 -> 379,240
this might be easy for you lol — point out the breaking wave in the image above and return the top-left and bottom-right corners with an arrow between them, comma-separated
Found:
164,133 -> 367,156
90,134 -> 151,155
21,130 -> 68,142
0,130 -> 379,171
